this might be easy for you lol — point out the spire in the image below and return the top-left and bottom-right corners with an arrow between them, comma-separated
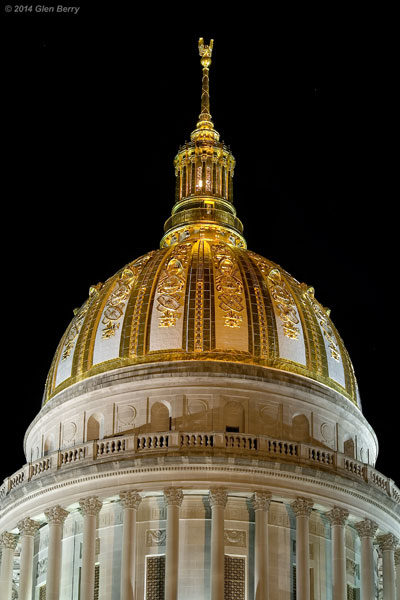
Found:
160,38 -> 246,250
197,38 -> 214,130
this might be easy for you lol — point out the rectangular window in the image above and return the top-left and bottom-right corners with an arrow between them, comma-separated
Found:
224,555 -> 245,600
146,555 -> 165,600
94,564 -> 100,600
39,585 -> 46,600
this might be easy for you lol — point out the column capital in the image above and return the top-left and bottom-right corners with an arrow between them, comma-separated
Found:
209,488 -> 228,508
354,518 -> 378,539
291,496 -> 313,517
377,533 -> 398,552
326,506 -> 349,526
79,495 -> 103,517
0,531 -> 17,550
44,505 -> 69,525
164,487 -> 184,507
251,491 -> 271,512
17,517 -> 41,537
120,490 -> 142,509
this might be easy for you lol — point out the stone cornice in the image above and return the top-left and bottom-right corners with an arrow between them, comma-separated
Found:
17,517 -> 40,537
291,497 -> 314,518
326,506 -> 350,526
0,531 -> 17,549
163,487 -> 184,507
251,491 -> 271,512
79,496 -> 103,517
377,532 -> 398,552
120,490 -> 142,510
354,518 -> 378,539
209,488 -> 228,508
44,505 -> 69,525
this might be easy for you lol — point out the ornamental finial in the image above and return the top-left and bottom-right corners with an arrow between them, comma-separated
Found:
199,37 -> 214,67
196,37 -> 214,131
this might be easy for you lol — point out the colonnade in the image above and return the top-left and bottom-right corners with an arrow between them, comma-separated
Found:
0,489 -> 399,600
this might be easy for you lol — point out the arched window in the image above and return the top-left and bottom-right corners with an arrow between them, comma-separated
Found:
224,401 -> 244,433
44,434 -> 55,456
87,413 -> 104,441
292,414 -> 310,443
151,402 -> 170,432
344,438 -> 355,458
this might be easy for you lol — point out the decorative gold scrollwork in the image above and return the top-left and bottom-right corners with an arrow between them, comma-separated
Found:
249,252 -> 299,340
301,284 -> 340,361
212,244 -> 244,328
102,253 -> 153,339
62,283 -> 102,360
266,268 -> 300,339
156,244 -> 192,327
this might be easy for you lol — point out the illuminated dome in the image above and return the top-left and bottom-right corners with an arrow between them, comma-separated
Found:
44,39 -> 359,410
45,242 -> 359,407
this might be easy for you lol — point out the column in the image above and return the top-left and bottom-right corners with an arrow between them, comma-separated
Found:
291,497 -> 314,600
209,488 -> 228,600
79,496 -> 103,600
251,491 -> 271,600
17,517 -> 41,600
120,490 -> 142,600
44,505 -> 69,600
377,533 -> 398,600
354,518 -> 378,600
394,549 -> 400,599
326,507 -> 349,600
164,487 -> 183,600
0,532 -> 17,600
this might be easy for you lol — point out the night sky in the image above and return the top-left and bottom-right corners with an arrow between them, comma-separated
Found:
2,8 -> 396,485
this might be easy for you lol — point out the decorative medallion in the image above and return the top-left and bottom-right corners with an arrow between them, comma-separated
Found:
62,421 -> 77,444
146,529 -> 167,546
102,254 -> 152,339
118,405 -> 137,426
211,244 -> 244,328
224,529 -> 247,546
156,244 -> 192,327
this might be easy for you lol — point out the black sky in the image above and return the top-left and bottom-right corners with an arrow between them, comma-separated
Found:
2,7 -> 396,484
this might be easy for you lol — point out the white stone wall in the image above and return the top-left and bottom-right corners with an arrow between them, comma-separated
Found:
24,364 -> 378,467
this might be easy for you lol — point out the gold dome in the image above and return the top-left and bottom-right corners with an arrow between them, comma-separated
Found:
44,39 -> 360,408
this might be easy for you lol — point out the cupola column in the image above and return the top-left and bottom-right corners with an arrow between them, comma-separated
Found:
44,505 -> 69,600
0,532 -> 17,600
79,496 -> 103,600
354,519 -> 378,600
164,488 -> 183,600
377,533 -> 398,600
251,491 -> 271,600
120,491 -> 142,600
209,488 -> 228,600
291,497 -> 314,600
17,517 -> 41,600
326,507 -> 349,600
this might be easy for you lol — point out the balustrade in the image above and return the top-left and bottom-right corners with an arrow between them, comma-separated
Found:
1,431 -> 399,509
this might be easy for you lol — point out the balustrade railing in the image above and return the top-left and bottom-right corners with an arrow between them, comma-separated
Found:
1,431 -> 399,506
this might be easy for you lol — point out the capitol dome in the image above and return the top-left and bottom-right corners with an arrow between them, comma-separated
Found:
45,238 -> 360,408
1,37 -> 398,600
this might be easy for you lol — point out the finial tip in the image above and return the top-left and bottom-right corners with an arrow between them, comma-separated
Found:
199,38 -> 214,67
